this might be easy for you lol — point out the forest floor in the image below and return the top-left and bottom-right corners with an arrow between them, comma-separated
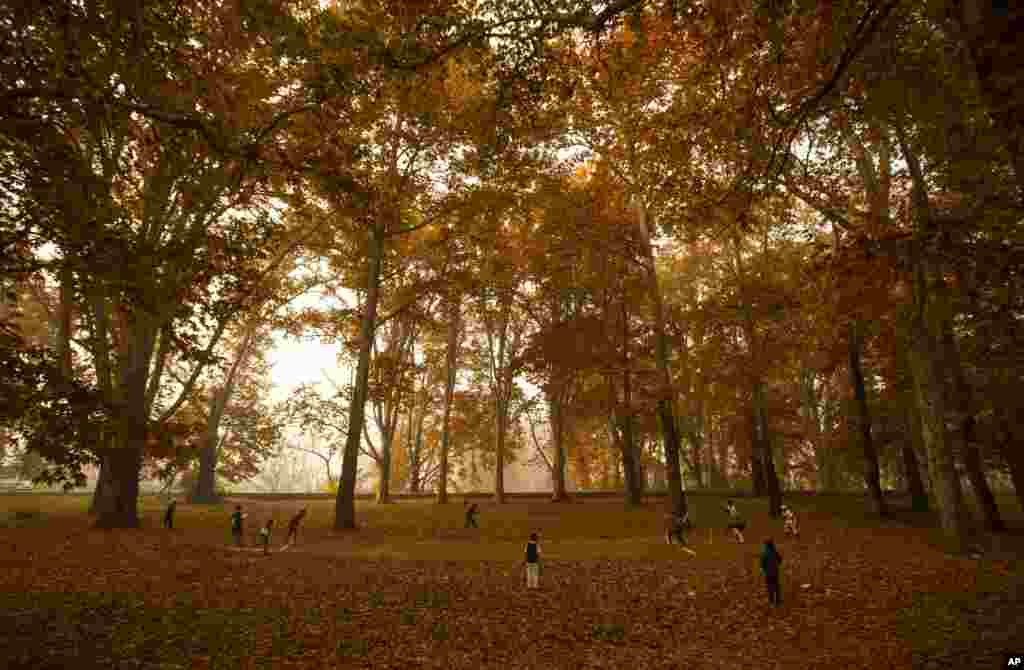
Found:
0,493 -> 1021,669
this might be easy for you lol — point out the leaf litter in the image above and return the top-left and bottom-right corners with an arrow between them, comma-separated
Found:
0,500 -> 1021,669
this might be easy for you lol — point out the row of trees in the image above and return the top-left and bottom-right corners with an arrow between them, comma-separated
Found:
1,1 -> 1020,553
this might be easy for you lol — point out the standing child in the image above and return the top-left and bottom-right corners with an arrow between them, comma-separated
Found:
464,502 -> 479,529
724,499 -> 746,543
781,504 -> 799,538
524,532 -> 541,589
230,505 -> 248,547
760,538 -> 783,606
285,507 -> 307,547
163,499 -> 177,530
259,518 -> 274,555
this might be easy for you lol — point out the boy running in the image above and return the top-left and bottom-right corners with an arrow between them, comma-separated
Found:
230,505 -> 248,547
285,507 -> 307,547
724,499 -> 746,543
524,532 -> 541,589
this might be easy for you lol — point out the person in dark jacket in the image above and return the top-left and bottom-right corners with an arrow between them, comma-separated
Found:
760,538 -> 783,606
524,532 -> 541,589
163,499 -> 176,530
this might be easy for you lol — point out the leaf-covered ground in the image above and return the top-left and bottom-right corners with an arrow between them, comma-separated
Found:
1,494 -> 1021,669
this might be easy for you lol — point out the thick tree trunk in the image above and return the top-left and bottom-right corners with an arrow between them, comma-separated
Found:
633,198 -> 687,519
754,381 -> 782,517
898,335 -> 932,513
408,404 -> 427,495
549,394 -> 569,502
907,309 -> 970,554
93,444 -> 143,529
616,296 -> 641,506
190,425 -> 222,504
376,426 -> 394,503
488,290 -> 520,506
335,222 -> 384,530
89,452 -> 111,515
376,450 -> 392,503
94,315 -> 157,529
552,430 -> 568,501
436,295 -> 459,504
191,389 -> 227,504
376,318 -> 417,501
815,379 -> 838,491
190,320 -> 255,504
619,413 -> 642,506
903,387 -> 931,513
995,417 -> 1024,514
897,122 -> 972,554
939,308 -> 1003,531
902,443 -> 930,513
847,322 -> 887,517
962,426 -> 1002,531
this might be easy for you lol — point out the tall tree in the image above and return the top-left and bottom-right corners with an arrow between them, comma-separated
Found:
2,0 -> 318,527
896,121 -> 971,554
364,310 -> 419,503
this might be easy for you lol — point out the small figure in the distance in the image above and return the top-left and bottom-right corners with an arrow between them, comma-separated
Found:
781,504 -> 799,539
464,502 -> 479,529
259,518 -> 274,555
524,532 -> 542,589
163,499 -> 177,530
724,499 -> 746,543
230,504 -> 248,547
284,507 -> 307,547
760,537 -> 783,607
